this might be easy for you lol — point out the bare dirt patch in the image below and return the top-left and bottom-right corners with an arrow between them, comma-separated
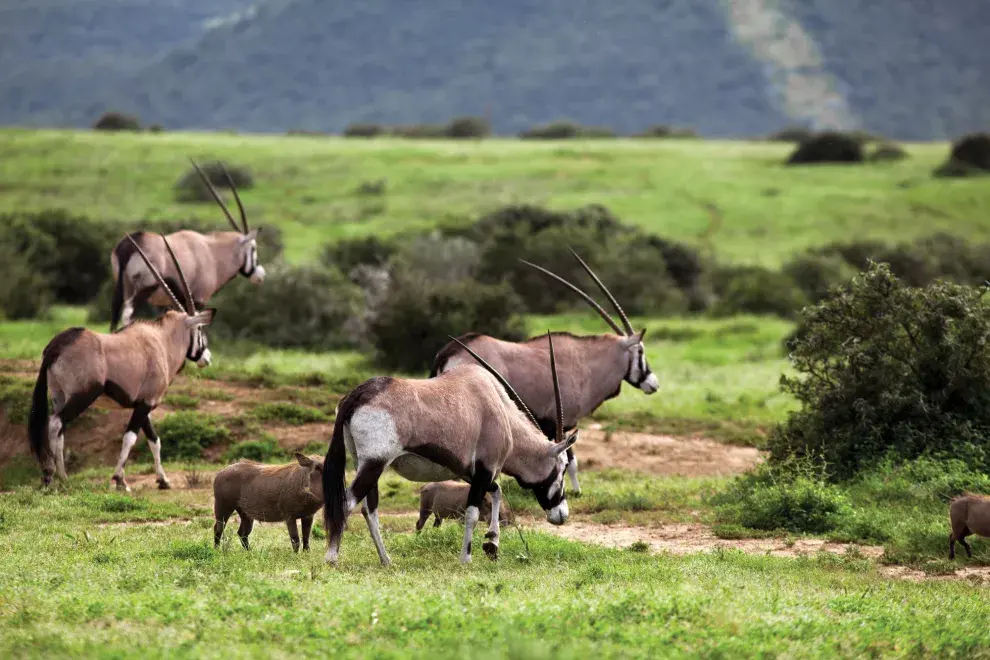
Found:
575,425 -> 763,476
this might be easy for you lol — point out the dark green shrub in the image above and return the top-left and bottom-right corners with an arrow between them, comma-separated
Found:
369,269 -> 526,373
158,412 -> 230,460
869,143 -> 908,162
224,436 -> 286,463
93,111 -> 140,131
782,253 -> 857,304
770,263 -> 990,479
0,244 -> 51,319
210,264 -> 364,350
715,473 -> 849,533
519,121 -> 615,139
711,266 -> 807,318
174,161 -> 255,203
786,131 -> 864,165
445,116 -> 491,139
0,376 -> 33,425
251,402 -> 328,425
0,209 -> 118,305
320,235 -> 397,273
935,132 -> 990,177
343,122 -> 386,138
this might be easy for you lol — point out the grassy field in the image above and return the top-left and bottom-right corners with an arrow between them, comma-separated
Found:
3,130 -> 990,658
1,129 -> 988,266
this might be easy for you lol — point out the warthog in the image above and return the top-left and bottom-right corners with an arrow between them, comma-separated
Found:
416,480 -> 513,531
214,453 -> 324,552
949,493 -> 990,559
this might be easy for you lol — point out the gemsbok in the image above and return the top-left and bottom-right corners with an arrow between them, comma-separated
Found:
431,249 -> 659,495
323,332 -> 576,567
109,161 -> 265,332
29,233 -> 217,490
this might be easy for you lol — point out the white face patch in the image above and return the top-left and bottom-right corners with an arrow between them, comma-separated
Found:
547,499 -> 569,525
196,347 -> 212,368
628,343 -> 659,394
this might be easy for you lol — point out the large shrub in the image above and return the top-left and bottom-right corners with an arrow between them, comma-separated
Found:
0,210 -> 118,305
444,116 -> 491,139
786,131 -> 864,165
93,111 -> 140,132
715,470 -> 849,533
769,263 -> 990,479
210,264 -> 365,350
711,265 -> 807,318
158,412 -> 230,460
369,268 -> 526,373
782,253 -> 857,304
0,243 -> 51,319
174,161 -> 255,203
935,132 -> 990,177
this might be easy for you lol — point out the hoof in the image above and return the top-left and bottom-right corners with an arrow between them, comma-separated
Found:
482,541 -> 499,561
157,479 -> 172,490
111,476 -> 131,492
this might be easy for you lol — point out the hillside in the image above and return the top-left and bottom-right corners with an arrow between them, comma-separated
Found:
3,1 -> 988,138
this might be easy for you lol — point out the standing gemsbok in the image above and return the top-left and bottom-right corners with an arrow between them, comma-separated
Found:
109,161 -> 265,332
431,249 -> 659,495
28,234 -> 217,490
323,332 -> 576,567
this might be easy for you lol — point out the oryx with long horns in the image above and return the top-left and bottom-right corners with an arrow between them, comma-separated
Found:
29,234 -> 217,490
109,160 -> 265,332
323,332 -> 576,567
431,249 -> 659,495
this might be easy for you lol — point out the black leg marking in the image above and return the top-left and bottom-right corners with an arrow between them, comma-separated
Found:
351,461 -> 386,505
57,384 -> 104,426
301,516 -> 314,551
286,519 -> 300,552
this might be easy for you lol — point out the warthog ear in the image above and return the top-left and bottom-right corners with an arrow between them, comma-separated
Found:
295,452 -> 315,468
238,229 -> 259,244
184,308 -> 217,327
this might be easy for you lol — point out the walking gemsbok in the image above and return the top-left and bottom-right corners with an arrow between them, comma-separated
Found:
431,248 -> 659,495
324,332 -> 576,566
29,233 -> 217,490
109,161 -> 265,332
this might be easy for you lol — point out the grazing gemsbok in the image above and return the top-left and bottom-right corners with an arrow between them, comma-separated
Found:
431,249 -> 659,495
28,233 -> 217,490
323,332 -> 576,567
109,161 -> 265,332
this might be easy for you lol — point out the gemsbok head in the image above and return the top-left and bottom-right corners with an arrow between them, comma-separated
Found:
29,233 -> 216,490
430,248 -> 658,495
109,160 -> 265,331
323,332 -> 576,567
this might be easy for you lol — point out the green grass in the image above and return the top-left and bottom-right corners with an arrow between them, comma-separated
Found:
1,130 -> 988,268
2,476 -> 990,658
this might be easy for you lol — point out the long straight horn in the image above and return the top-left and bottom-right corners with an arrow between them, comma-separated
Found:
568,247 -> 633,336
124,234 -> 184,313
190,159 -> 243,234
518,259 -> 624,335
448,335 -> 542,431
159,233 -> 196,314
219,164 -> 249,233
546,331 -> 564,443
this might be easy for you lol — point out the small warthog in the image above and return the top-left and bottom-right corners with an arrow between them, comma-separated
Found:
416,480 -> 513,531
949,493 -> 990,559
214,453 -> 324,552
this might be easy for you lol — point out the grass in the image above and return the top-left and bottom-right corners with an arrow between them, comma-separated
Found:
1,130 -> 988,268
2,474 -> 990,658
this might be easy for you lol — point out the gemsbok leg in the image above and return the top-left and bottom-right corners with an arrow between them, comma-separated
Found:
361,480 -> 391,567
461,467 -> 498,564
48,386 -> 102,484
482,481 -> 503,560
140,415 -> 171,489
325,458 -> 386,566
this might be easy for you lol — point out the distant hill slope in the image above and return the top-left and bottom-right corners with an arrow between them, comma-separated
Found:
2,1 -> 988,139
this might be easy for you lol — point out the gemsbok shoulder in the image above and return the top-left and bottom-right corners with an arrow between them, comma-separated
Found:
29,233 -> 217,490
109,160 -> 265,331
431,248 -> 658,495
323,332 -> 576,567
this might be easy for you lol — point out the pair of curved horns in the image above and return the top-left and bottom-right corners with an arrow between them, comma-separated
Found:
124,233 -> 196,315
190,159 -> 249,234
519,247 -> 634,336
449,331 -> 564,442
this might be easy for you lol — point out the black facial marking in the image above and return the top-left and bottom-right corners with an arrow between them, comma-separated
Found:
514,468 -> 565,511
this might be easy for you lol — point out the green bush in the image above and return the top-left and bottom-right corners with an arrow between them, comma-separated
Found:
786,131 -> 864,165
0,244 -> 51,319
321,235 -> 397,273
224,436 -> 287,463
93,111 -> 140,132
251,402 -> 328,425
769,263 -> 990,479
0,376 -> 33,425
157,412 -> 230,460
369,268 -> 527,372
869,143 -> 909,162
935,132 -> 990,177
782,253 -> 857,304
444,116 -> 491,138
723,477 -> 849,533
0,209 -> 119,305
211,264 -> 364,350
174,161 -> 255,203
343,122 -> 386,138
711,266 -> 808,318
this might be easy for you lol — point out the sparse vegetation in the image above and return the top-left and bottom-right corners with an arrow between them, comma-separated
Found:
250,402 -> 328,426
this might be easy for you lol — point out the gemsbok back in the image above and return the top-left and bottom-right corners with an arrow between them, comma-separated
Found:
29,233 -> 217,490
323,332 -> 576,567
431,248 -> 659,495
109,160 -> 265,331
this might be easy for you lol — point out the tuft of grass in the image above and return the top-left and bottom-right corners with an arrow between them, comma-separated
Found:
0,375 -> 33,425
224,435 -> 287,463
163,393 -> 200,410
251,401 -> 328,426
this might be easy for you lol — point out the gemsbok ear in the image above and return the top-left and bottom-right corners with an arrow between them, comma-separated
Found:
184,308 -> 217,327
622,329 -> 647,348
238,229 -> 259,243
551,434 -> 577,456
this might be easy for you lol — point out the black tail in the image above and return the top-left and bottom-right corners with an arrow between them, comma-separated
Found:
323,376 -> 394,543
429,332 -> 482,377
28,358 -> 50,463
109,232 -> 144,332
